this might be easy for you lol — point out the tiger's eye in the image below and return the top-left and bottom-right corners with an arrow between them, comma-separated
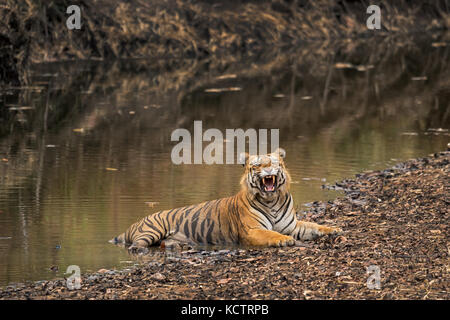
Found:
249,157 -> 261,167
269,155 -> 278,162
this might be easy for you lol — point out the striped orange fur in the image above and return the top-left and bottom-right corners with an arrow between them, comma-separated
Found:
111,148 -> 342,250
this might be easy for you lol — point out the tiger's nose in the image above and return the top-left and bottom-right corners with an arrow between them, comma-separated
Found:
261,167 -> 278,177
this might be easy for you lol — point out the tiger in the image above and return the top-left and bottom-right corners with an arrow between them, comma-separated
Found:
110,148 -> 342,250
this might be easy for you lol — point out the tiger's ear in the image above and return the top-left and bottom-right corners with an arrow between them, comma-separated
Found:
274,148 -> 286,159
238,152 -> 249,166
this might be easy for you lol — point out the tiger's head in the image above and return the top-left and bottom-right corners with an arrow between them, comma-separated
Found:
240,148 -> 291,201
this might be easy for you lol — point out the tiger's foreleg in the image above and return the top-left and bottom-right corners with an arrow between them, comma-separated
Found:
127,239 -> 152,254
242,228 -> 296,247
291,221 -> 342,240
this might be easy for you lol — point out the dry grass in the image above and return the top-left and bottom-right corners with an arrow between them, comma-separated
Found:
0,0 -> 449,85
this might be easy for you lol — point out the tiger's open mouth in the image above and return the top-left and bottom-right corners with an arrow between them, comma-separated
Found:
261,175 -> 277,192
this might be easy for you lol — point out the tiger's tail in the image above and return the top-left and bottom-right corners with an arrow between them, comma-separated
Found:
109,232 -> 126,244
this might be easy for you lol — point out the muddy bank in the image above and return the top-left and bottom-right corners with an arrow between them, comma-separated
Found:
0,150 -> 448,300
1,0 -> 449,86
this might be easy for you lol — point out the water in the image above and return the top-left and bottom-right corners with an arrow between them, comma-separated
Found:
0,36 -> 448,286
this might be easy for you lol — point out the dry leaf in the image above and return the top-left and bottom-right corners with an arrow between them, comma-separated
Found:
334,62 -> 354,69
217,278 -> 232,285
145,202 -> 159,207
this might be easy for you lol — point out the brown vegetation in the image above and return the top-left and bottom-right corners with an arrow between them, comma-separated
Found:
1,0 -> 449,85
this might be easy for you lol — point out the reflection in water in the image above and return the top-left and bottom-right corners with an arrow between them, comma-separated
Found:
0,35 -> 449,286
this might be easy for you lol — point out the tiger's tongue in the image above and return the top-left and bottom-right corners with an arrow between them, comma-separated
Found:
264,178 -> 275,191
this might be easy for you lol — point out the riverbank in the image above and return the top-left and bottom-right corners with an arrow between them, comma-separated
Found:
0,150 -> 448,300
1,0 -> 449,86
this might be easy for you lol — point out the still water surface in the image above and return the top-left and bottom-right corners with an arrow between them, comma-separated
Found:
0,36 -> 448,286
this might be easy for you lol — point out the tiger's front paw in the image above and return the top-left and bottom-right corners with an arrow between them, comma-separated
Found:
319,226 -> 343,236
329,227 -> 343,235
271,235 -> 296,247
331,228 -> 344,236
127,244 -> 149,255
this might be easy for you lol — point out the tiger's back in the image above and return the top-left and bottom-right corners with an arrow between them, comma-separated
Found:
112,195 -> 244,248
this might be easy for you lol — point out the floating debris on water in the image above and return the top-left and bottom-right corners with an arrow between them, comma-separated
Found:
401,132 -> 419,136
7,105 -> 34,111
204,87 -> 242,93
215,74 -> 237,80
355,65 -> 374,72
334,63 -> 374,72
302,177 -> 327,182
334,62 -> 354,69
411,76 -> 427,81
431,42 -> 447,47
427,128 -> 448,132
145,202 -> 159,208
4,86 -> 45,91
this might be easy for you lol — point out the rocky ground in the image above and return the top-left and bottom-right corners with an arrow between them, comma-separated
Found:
0,151 -> 448,300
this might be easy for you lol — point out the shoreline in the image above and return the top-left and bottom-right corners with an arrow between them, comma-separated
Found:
0,150 -> 448,299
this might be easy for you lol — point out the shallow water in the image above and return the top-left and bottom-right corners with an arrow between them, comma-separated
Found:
0,36 -> 449,286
